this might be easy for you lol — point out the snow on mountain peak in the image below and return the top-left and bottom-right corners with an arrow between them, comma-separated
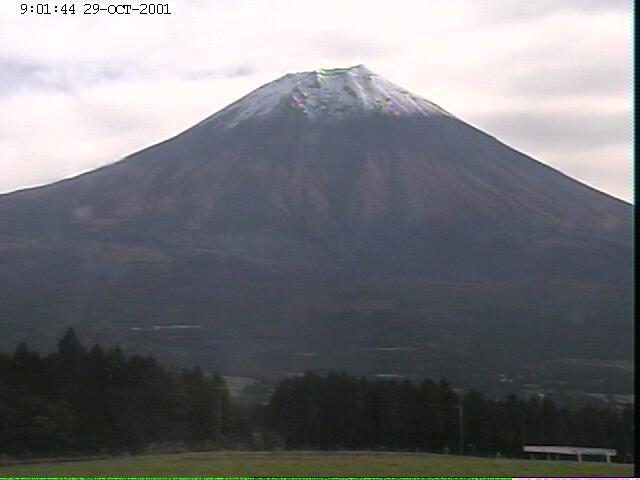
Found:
199,65 -> 451,129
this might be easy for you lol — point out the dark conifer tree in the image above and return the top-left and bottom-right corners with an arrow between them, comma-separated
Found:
0,334 -> 633,461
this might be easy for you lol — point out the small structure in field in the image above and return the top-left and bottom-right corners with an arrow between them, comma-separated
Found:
523,445 -> 617,463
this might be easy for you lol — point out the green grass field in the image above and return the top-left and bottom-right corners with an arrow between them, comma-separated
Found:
0,451 -> 633,477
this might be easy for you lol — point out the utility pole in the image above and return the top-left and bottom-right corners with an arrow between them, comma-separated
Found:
215,383 -> 222,443
457,400 -> 464,455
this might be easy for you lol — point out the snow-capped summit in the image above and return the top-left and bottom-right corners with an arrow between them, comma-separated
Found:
199,65 -> 451,129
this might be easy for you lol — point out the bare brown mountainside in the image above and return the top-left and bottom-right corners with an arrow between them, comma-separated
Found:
0,66 -> 632,393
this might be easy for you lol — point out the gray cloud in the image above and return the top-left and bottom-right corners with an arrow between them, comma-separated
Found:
480,0 -> 630,21
506,62 -> 630,97
0,58 -> 130,95
0,58 -> 44,91
0,56 -> 257,96
474,110 -> 630,150
184,63 -> 256,81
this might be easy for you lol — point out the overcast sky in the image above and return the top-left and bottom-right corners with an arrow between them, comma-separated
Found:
0,0 -> 632,201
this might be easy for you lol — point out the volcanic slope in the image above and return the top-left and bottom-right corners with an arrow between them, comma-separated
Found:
0,66 -> 632,391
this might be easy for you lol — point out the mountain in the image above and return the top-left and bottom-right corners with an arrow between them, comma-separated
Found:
0,65 -> 632,393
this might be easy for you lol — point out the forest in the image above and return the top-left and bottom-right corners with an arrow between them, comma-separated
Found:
0,330 -> 633,461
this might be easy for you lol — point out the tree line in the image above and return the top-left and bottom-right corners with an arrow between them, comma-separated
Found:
0,329 -> 247,456
0,331 -> 633,461
266,372 -> 633,460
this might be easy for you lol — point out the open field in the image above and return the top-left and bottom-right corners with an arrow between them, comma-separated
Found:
0,451 -> 633,477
